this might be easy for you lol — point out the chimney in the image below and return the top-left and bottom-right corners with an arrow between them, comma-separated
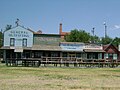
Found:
59,23 -> 62,35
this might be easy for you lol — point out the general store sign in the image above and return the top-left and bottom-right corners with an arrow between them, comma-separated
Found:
8,30 -> 29,37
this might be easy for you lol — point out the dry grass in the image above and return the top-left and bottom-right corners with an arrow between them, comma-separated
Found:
0,64 -> 120,90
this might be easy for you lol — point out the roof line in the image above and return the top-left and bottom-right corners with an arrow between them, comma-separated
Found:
3,25 -> 35,33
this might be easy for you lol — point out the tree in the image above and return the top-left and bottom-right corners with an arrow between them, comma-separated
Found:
65,29 -> 91,43
112,37 -> 120,47
0,24 -> 12,46
100,36 -> 113,45
90,35 -> 101,44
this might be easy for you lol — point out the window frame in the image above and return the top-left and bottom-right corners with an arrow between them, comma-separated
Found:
10,38 -> 15,46
22,38 -> 27,47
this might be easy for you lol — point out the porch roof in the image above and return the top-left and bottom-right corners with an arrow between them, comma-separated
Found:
0,46 -> 105,53
32,45 -> 83,52
32,45 -> 61,51
0,45 -> 61,51
0,46 -> 32,50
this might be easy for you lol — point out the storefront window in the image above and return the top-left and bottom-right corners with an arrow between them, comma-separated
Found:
113,54 -> 117,60
98,53 -> 102,59
51,52 -> 59,57
87,53 -> 95,59
104,53 -> 117,59
34,52 -> 43,58
108,54 -> 113,57
76,53 -> 81,58
62,52 -> 67,57
104,53 -> 108,58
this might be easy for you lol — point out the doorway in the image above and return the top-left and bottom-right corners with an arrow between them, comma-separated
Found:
68,53 -> 76,60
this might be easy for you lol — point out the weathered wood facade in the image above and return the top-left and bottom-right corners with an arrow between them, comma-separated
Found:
1,24 -> 120,67
103,44 -> 120,62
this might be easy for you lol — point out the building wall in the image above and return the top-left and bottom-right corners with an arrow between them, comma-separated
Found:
4,26 -> 33,47
33,34 -> 61,46
84,44 -> 104,59
104,44 -> 119,60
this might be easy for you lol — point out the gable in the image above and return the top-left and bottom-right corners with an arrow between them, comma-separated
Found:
4,26 -> 33,47
4,26 -> 33,37
105,44 -> 119,53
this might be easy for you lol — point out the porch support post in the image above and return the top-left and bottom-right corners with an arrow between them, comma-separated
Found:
60,52 -> 62,67
3,50 -> 7,65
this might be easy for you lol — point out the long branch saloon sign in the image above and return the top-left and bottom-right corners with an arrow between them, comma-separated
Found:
60,43 -> 84,51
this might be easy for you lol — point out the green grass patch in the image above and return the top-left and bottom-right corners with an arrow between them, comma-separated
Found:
0,63 -> 120,90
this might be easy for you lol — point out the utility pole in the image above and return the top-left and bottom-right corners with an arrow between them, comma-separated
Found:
91,27 -> 95,36
103,22 -> 107,38
91,27 -> 95,43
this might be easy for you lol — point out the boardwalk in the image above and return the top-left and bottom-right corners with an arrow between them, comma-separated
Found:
6,57 -> 120,68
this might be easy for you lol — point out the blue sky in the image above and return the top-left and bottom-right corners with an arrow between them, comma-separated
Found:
0,0 -> 120,38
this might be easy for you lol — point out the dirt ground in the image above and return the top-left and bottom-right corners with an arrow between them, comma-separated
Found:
0,64 -> 120,90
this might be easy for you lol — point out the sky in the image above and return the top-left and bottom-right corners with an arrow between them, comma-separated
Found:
0,0 -> 120,38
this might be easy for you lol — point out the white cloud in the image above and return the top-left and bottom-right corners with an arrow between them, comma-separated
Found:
114,25 -> 120,29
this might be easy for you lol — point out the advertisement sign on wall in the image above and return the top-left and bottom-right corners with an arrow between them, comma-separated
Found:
60,42 -> 84,51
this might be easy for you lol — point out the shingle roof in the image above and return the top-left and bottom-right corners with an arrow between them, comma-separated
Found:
32,45 -> 61,51
103,44 -> 118,50
0,46 -> 32,50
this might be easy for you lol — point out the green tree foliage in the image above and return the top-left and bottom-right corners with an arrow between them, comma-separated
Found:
100,36 -> 113,45
112,37 -> 120,47
0,24 -> 12,47
90,35 -> 101,44
64,29 -> 116,45
65,29 -> 90,43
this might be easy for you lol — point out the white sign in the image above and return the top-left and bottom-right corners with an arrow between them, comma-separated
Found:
60,43 -> 84,51
14,47 -> 23,52
85,44 -> 102,50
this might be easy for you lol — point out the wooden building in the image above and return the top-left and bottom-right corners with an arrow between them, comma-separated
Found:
1,25 -> 33,62
60,42 -> 84,59
1,23 -> 120,67
84,44 -> 105,62
1,25 -> 62,61
103,44 -> 120,62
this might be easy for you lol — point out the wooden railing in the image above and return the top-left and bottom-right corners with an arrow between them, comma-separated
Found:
6,57 -> 119,67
